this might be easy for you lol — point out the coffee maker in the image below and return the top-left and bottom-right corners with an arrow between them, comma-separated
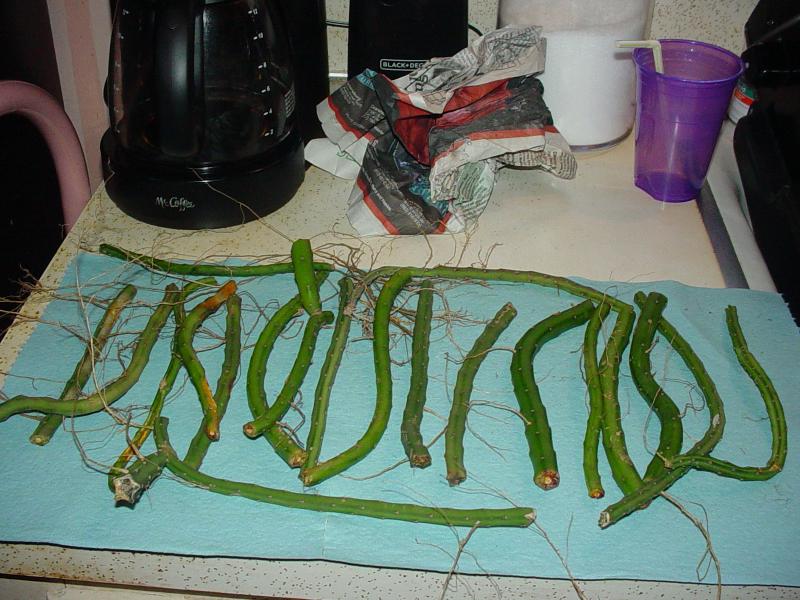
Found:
102,0 -> 328,229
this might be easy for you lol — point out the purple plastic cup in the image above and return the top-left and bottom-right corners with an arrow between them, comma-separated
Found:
633,40 -> 743,202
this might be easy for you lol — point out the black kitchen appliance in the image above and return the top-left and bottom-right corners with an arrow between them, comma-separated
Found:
101,0 -> 327,230
277,0 -> 329,143
347,0 -> 469,79
734,0 -> 800,322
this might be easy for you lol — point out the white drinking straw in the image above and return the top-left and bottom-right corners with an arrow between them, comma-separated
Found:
617,40 -> 664,74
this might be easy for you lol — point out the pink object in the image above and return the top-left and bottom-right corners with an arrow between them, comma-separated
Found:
0,80 -> 90,230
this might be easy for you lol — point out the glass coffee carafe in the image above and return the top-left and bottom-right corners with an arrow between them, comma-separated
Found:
102,0 -> 305,229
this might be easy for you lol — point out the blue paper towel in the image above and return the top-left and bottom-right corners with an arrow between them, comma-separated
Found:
1,252 -> 799,585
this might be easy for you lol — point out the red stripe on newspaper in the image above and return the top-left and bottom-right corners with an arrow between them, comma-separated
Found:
356,176 -> 400,235
432,125 -> 561,165
435,212 -> 452,234
443,81 -> 508,112
327,97 -> 376,142
387,80 -> 432,121
389,82 -> 436,163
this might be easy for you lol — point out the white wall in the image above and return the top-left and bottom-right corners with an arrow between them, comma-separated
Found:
46,0 -> 111,188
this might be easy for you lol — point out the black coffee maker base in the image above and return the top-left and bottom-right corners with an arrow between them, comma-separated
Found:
101,132 -> 305,230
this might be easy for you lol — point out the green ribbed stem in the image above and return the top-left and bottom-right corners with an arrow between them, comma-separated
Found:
582,301 -> 611,499
246,272 -> 329,468
598,304 -> 642,496
183,293 -> 242,469
304,277 -> 355,471
301,269 -> 413,487
175,281 -> 238,441
291,239 -> 323,316
112,450 -> 169,505
667,305 -> 786,481
599,292 -> 726,528
154,417 -> 535,528
243,310 -> 334,438
400,280 -> 435,469
99,243 -> 333,278
0,285 -> 178,423
629,292 -> 683,482
511,300 -> 595,491
353,266 -> 631,316
446,302 -> 517,486
31,284 -> 137,446
108,278 -> 217,492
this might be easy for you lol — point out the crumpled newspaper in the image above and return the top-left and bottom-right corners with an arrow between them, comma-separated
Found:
305,26 -> 578,236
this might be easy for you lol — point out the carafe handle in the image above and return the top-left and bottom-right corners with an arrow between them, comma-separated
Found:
155,0 -> 203,158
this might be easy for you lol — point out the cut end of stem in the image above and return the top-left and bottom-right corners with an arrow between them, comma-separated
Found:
524,510 -> 537,526
534,470 -> 560,491
205,423 -> 220,441
299,470 -> 312,486
242,422 -> 259,439
288,450 -> 308,469
297,460 -> 321,483
446,470 -> 467,487
598,510 -> 612,529
112,475 -> 143,506
409,451 -> 432,469
589,488 -> 606,500
29,434 -> 50,446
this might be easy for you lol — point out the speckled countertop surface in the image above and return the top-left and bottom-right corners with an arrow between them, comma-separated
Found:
46,133 -> 723,274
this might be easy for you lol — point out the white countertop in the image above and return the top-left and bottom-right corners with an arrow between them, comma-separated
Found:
49,133 -> 728,283
4,132 -> 793,600
80,132 -> 726,285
